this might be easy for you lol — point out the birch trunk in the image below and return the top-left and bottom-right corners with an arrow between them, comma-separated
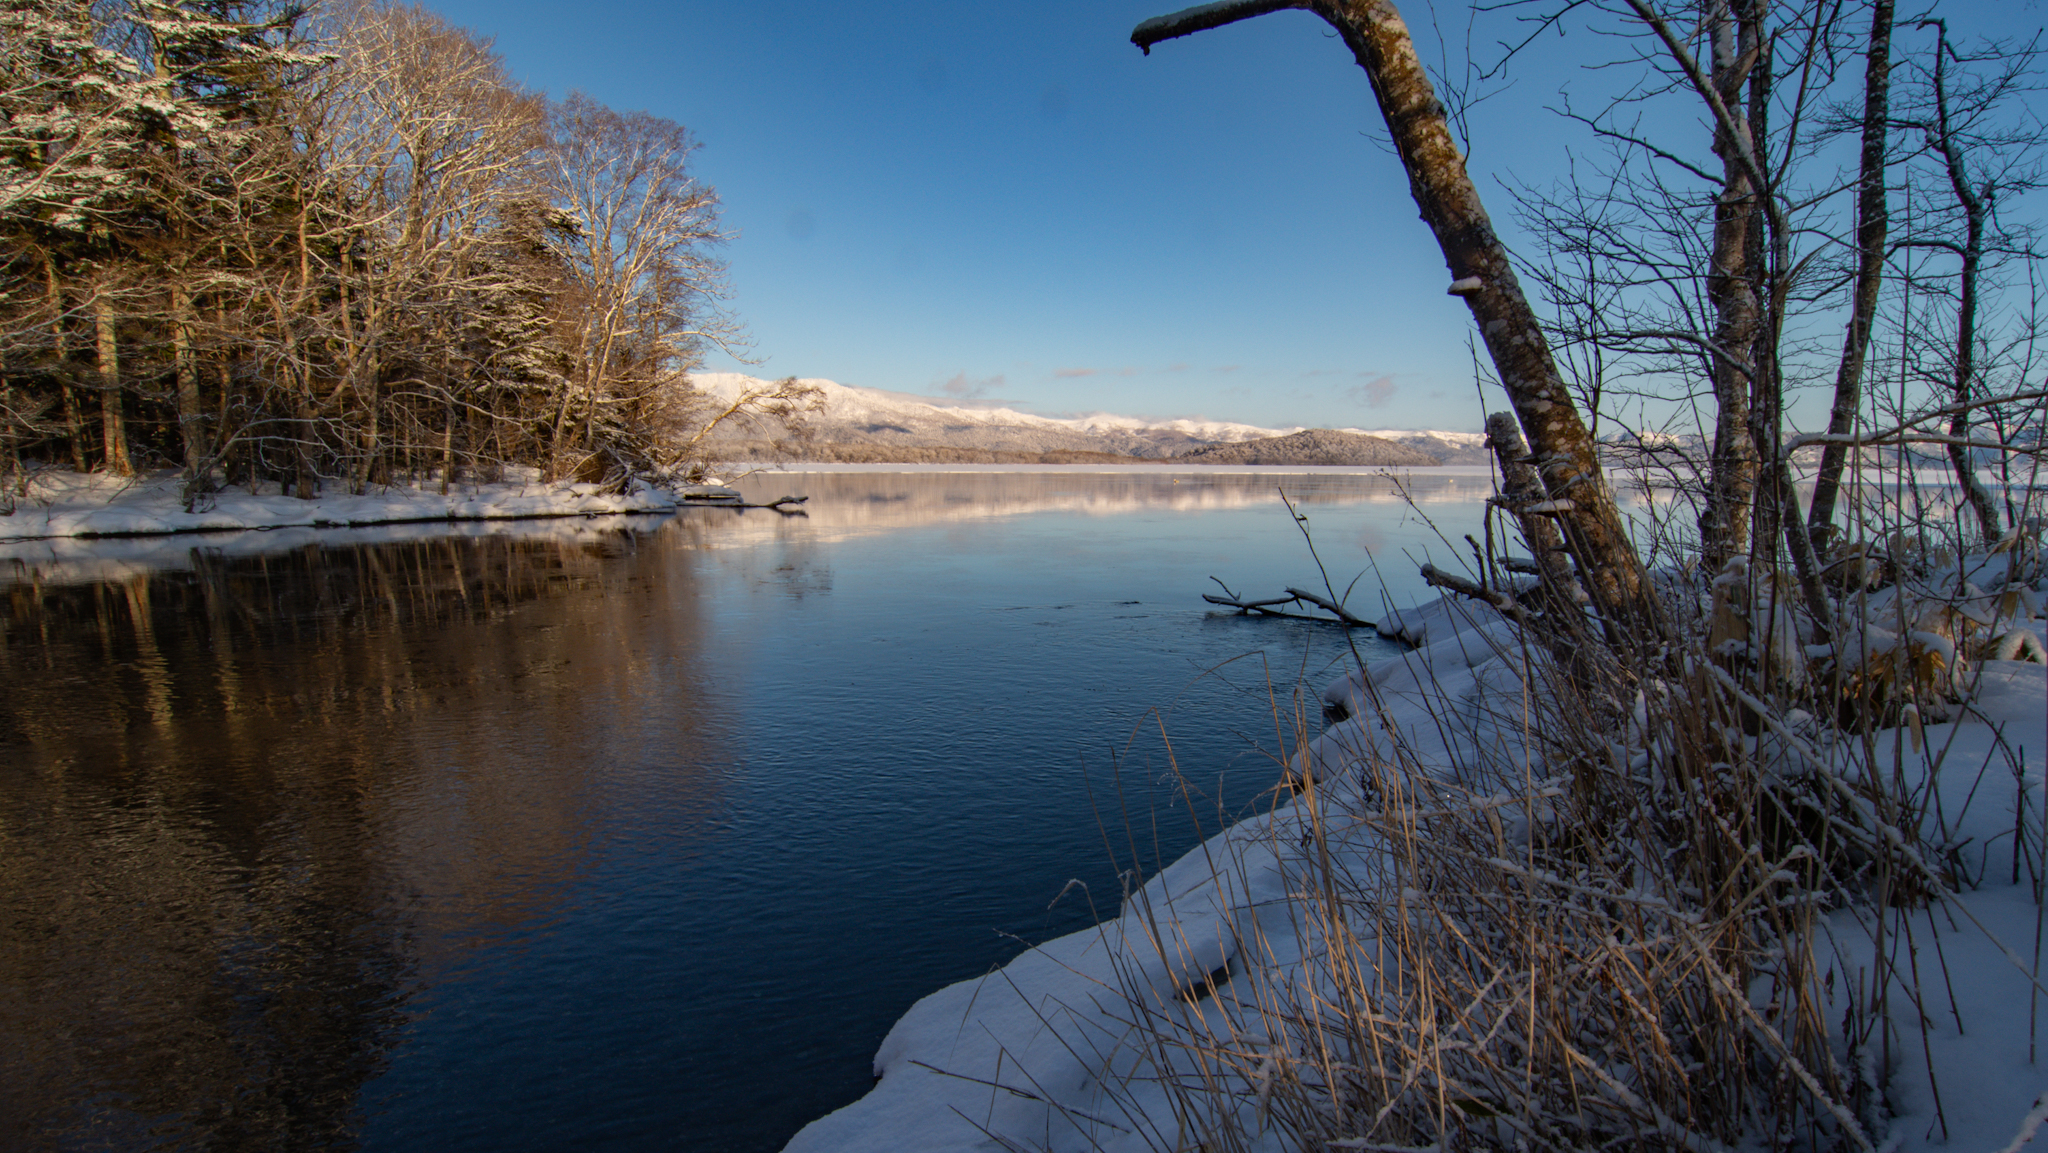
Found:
1698,0 -> 1760,572
1,374 -> 16,505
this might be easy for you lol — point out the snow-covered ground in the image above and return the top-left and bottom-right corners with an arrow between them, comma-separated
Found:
786,579 -> 2048,1153
0,468 -> 738,544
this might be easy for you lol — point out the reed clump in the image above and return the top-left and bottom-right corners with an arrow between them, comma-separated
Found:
1083,508 -> 2046,1153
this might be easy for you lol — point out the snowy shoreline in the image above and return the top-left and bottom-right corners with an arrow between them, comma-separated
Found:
1,463 -> 2007,548
0,463 -> 1476,548
785,586 -> 2048,1153
0,468 -> 747,543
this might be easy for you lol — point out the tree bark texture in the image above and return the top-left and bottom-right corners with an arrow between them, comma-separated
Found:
1742,16 -> 1786,567
1134,0 -> 1655,635
1807,0 -> 1893,548
1698,0 -> 1761,572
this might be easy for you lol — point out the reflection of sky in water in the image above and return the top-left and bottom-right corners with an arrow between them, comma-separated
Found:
0,471 -> 1494,1153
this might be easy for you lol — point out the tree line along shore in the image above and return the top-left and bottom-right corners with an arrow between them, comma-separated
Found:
2,0 -> 815,514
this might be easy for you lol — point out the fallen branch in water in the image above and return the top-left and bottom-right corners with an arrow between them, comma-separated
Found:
1202,576 -> 1373,627
701,494 -> 810,513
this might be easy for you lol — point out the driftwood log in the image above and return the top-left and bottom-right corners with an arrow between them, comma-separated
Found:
1203,577 -> 1372,627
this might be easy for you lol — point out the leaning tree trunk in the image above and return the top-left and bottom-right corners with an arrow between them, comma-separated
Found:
1134,0 -> 1656,635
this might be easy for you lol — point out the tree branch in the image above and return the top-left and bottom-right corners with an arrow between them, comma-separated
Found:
1131,0 -> 1310,54
1203,576 -> 1373,626
1420,563 -> 1529,625
1786,388 -> 2048,451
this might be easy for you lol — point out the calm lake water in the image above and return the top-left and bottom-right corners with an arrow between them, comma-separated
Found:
0,468 -> 1495,1152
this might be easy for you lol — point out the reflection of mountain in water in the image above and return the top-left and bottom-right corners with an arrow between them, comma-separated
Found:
714,470 -> 1504,547
0,532 -> 727,1150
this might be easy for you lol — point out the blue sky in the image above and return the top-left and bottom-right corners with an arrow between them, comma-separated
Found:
421,0 -> 2039,434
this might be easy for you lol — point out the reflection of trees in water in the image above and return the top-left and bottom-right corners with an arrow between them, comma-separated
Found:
0,531 -> 720,1150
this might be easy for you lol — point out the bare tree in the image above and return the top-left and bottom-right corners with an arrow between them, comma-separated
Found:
542,93 -> 724,481
1495,0 -> 2041,638
1884,18 -> 2046,546
313,0 -> 548,491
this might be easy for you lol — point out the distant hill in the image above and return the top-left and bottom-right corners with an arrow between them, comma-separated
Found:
716,443 -> 1148,465
1173,428 -> 1441,467
689,373 -> 1489,464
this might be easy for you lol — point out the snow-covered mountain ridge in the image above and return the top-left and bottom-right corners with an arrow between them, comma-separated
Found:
689,373 -> 1492,463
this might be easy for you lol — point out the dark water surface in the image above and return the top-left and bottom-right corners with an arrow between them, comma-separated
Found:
0,469 -> 1491,1152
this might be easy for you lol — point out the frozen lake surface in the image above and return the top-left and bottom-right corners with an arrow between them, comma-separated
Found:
0,469 -> 1495,1152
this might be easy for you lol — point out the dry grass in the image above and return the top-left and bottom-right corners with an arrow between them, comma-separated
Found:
1064,501 -> 2047,1153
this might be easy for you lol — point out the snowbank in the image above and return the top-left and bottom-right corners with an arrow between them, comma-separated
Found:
785,581 -> 2048,1153
0,468 -> 738,542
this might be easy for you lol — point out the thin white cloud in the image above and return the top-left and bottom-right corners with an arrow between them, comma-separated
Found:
940,372 -> 1005,399
1349,374 -> 1399,409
